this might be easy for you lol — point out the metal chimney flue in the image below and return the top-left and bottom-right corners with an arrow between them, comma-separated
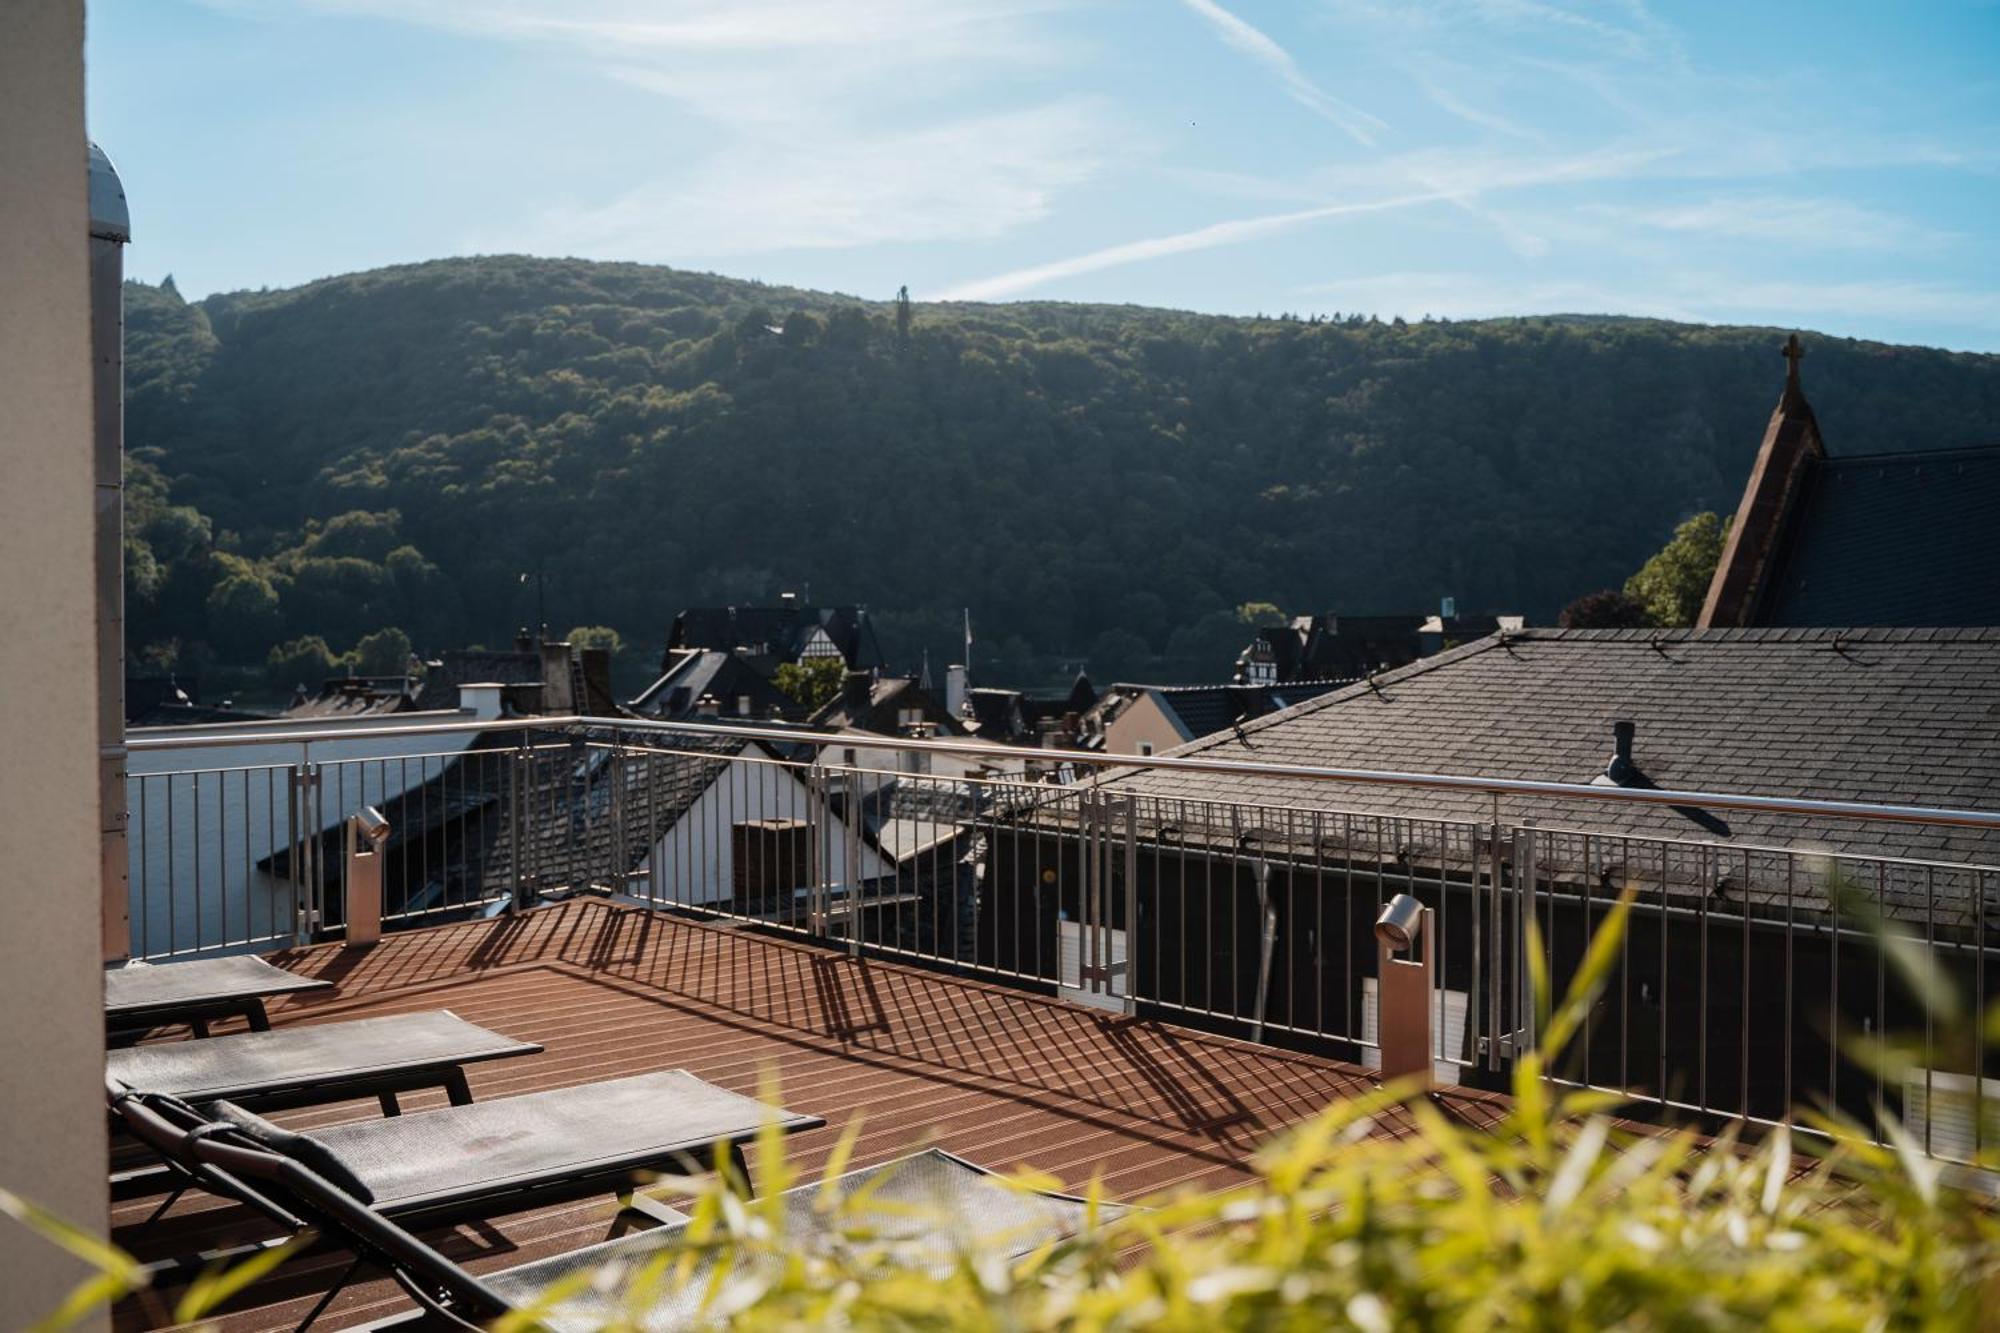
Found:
1604,719 -> 1638,787
90,144 -> 131,963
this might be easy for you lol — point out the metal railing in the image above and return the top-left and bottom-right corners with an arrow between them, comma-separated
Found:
124,711 -> 2000,1160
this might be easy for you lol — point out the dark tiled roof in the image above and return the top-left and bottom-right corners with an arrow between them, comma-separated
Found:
1763,447 -> 2000,627
631,650 -> 796,719
809,677 -> 964,735
282,679 -> 415,720
1107,628 -> 2000,925
965,688 -> 1027,740
412,650 -> 543,711
1118,682 -> 1353,744
1151,685 -> 1266,741
127,701 -> 272,727
667,605 -> 885,670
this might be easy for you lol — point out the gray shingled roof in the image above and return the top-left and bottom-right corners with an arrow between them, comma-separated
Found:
1096,628 -> 2000,929
1764,447 -> 2000,628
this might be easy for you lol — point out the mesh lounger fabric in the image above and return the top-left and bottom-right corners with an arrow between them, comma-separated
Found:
270,1070 -> 821,1212
104,956 -> 329,1018
105,1010 -> 538,1103
481,1148 -> 1110,1331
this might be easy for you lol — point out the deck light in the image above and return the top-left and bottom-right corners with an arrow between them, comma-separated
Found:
1375,893 -> 1425,951
352,805 -> 392,845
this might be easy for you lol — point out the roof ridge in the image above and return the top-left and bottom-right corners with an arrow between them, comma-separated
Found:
1163,632 -> 1514,757
1525,626 -> 2000,644
1823,443 -> 2000,466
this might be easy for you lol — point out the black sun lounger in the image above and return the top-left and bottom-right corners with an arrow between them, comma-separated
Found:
179,1134 -> 1101,1331
217,1069 -> 822,1220
106,1010 -> 540,1116
112,1071 -> 826,1320
105,955 -> 331,1039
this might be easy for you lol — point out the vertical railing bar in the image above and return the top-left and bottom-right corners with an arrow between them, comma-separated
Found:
1829,854 -> 1841,1127
1875,860 -> 1888,1123
1657,840 -> 1669,1108
1784,850 -> 1796,1131
1581,833 -> 1595,1088
1485,795 -> 1502,1072
1344,811 -> 1355,1045
1739,846 -> 1751,1123
1972,865 -> 1993,1162
137,775 -> 149,959
166,771 -> 178,955
1924,862 -> 1936,1158
1698,841 -> 1709,1114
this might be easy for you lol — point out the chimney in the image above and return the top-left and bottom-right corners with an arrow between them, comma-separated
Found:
458,682 -> 506,720
840,670 -> 871,716
1599,719 -> 1638,787
945,664 -> 967,719
514,627 -> 533,654
539,642 -> 575,713
696,692 -> 721,717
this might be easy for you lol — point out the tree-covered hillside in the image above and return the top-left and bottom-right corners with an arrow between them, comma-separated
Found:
121,257 -> 2000,696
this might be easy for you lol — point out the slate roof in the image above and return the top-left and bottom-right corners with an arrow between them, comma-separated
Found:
1100,628 -> 2000,929
810,676 -> 966,736
1105,681 -> 1353,745
282,678 -> 416,720
666,604 -> 885,670
411,649 -> 543,711
631,649 -> 797,719
1761,447 -> 2000,627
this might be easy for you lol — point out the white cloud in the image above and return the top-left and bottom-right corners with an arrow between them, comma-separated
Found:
1590,194 -> 1959,251
938,145 -> 1668,300
1295,269 -> 2000,334
494,101 -> 1106,258
293,0 -> 1110,257
1178,0 -> 1387,144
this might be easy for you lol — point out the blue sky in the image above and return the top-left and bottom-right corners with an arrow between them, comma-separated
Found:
88,1 -> 2000,350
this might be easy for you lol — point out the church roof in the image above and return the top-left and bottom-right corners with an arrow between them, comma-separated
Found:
1760,446 -> 2000,627
1699,335 -> 2000,630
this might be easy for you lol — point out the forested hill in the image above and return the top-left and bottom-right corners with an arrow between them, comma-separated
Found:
121,256 -> 2000,695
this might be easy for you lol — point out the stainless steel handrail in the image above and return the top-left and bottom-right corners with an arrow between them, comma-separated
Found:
124,710 -> 2000,832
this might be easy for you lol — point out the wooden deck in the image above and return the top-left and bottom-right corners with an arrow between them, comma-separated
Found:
113,900 -> 1509,1330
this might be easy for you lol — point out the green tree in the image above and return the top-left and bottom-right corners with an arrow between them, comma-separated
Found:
350,627 -> 414,677
1559,588 -> 1653,628
773,657 -> 845,713
894,284 -> 912,342
204,570 -> 282,660
1624,512 -> 1728,626
565,625 -> 624,656
267,635 -> 345,691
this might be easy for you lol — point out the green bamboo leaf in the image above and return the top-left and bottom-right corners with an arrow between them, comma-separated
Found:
175,1234 -> 314,1324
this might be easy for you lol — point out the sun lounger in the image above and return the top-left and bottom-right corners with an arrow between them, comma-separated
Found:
106,1009 -> 540,1116
117,1070 -> 819,1223
105,955 -> 331,1039
112,1070 -> 827,1319
178,1130 -> 1100,1331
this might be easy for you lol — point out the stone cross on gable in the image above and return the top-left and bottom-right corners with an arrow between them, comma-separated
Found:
1782,333 -> 1804,386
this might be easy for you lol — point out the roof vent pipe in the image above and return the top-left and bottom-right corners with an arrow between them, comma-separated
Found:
91,143 -> 132,962
1603,719 -> 1638,787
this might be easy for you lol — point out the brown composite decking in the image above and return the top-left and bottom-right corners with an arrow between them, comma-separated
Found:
112,900 -> 1510,1330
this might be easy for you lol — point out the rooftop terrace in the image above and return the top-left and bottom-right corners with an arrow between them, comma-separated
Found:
112,900 -> 1507,1331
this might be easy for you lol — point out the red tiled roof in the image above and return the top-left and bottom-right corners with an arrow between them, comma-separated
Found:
114,901 -> 1509,1331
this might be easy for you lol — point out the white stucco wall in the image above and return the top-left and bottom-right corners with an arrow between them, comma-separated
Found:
0,2 -> 109,1321
637,750 -> 894,907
